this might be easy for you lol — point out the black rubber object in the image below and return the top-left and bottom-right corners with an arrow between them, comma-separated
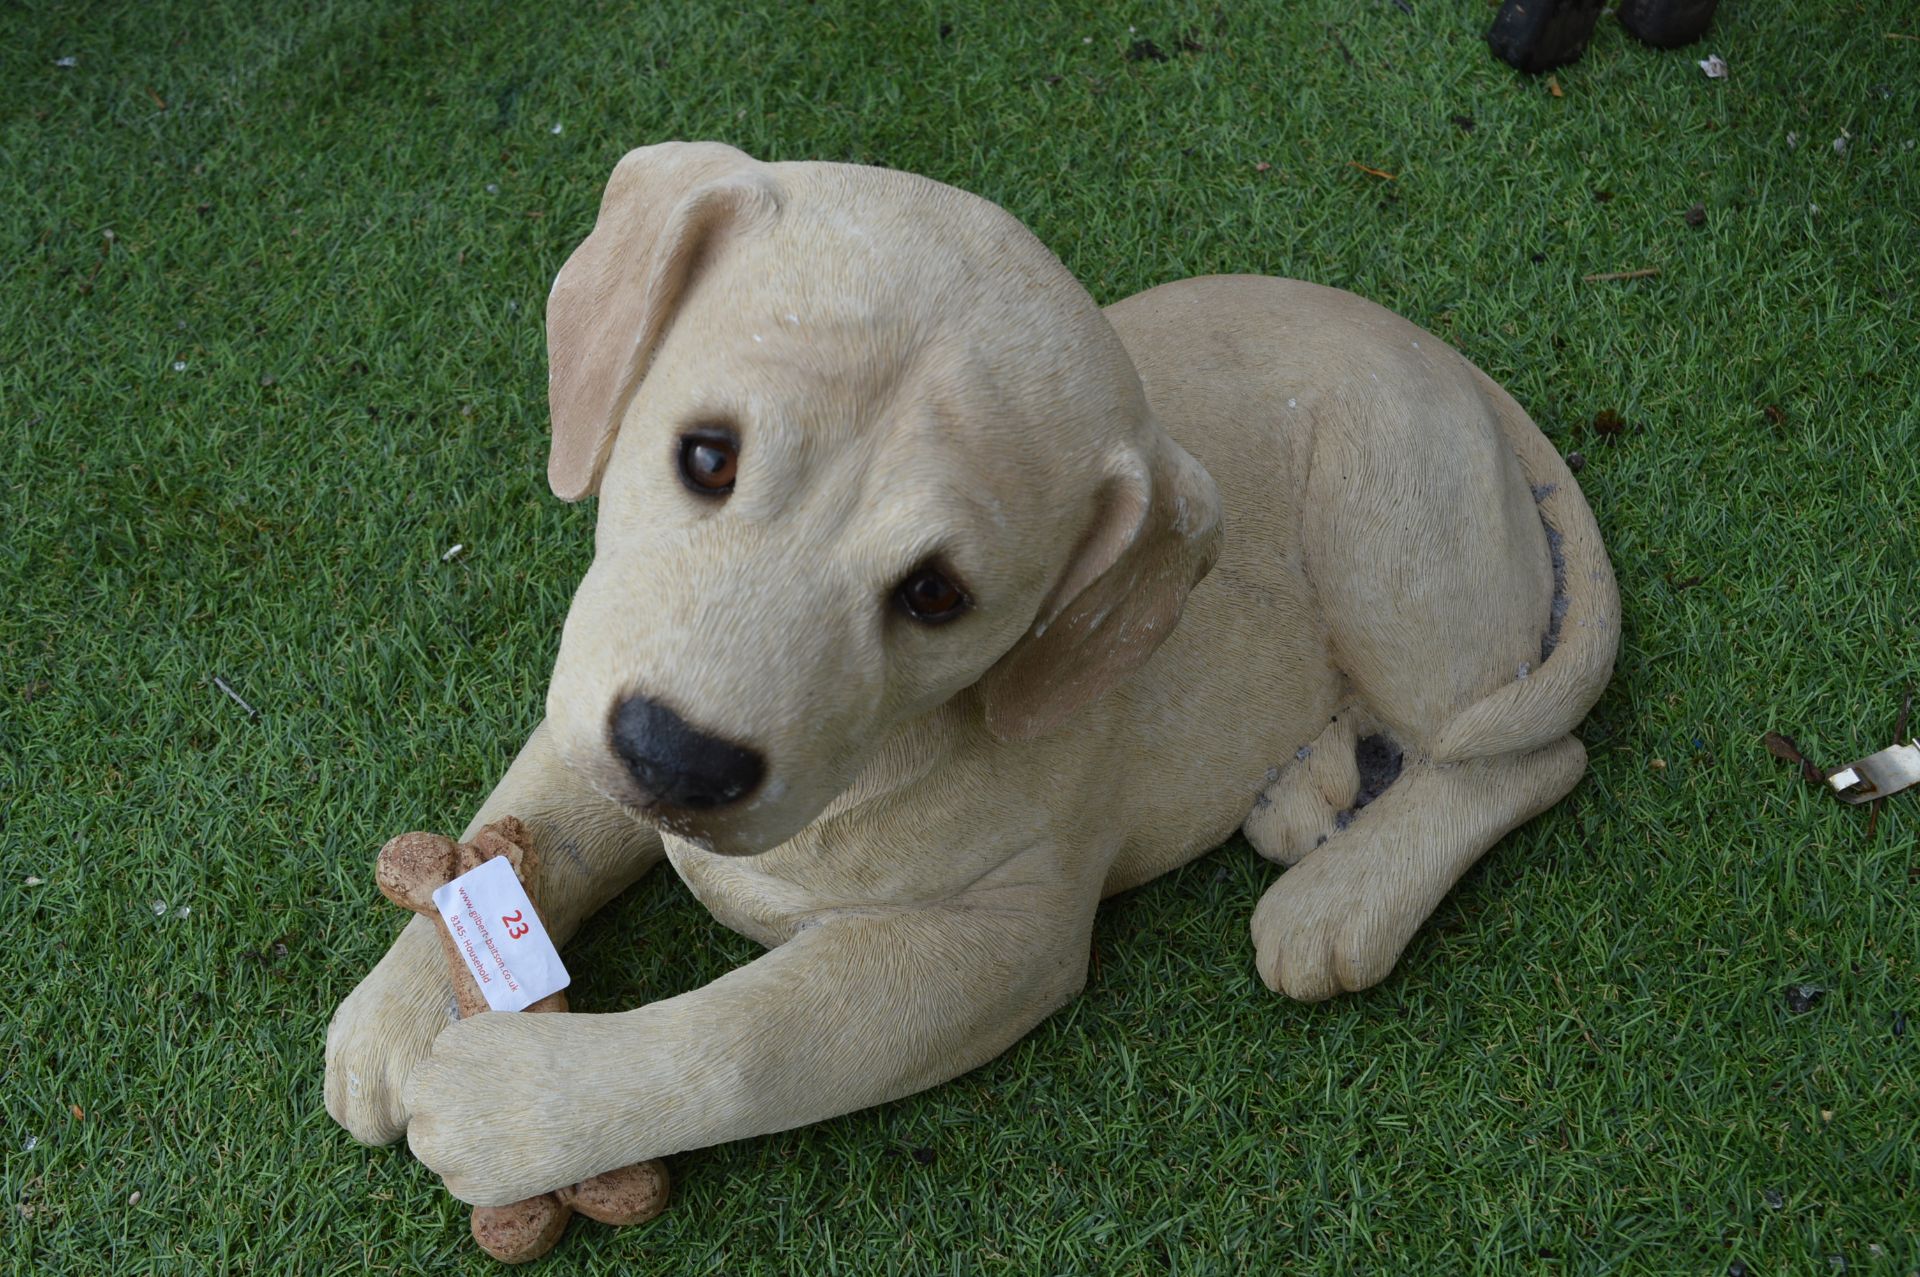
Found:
1487,0 -> 1606,74
1616,0 -> 1721,48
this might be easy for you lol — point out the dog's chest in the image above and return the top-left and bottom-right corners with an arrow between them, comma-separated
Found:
662,836 -> 820,947
662,769 -> 1048,946
661,818 -> 950,948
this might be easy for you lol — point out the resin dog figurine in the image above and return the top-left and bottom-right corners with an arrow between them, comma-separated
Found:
325,141 -> 1618,1207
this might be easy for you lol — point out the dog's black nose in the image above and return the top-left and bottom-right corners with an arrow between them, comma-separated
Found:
609,694 -> 765,810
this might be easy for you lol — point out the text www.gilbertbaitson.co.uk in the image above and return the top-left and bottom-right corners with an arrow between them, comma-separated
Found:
449,885 -> 522,996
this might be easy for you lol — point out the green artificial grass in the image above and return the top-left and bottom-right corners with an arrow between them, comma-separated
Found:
3,0 -> 1916,1272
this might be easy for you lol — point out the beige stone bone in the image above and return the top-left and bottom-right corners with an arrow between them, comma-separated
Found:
326,142 -> 1619,1210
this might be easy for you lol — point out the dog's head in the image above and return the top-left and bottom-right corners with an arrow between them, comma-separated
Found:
543,142 -> 1221,854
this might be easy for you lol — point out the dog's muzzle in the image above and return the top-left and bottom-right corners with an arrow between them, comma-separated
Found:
608,693 -> 766,810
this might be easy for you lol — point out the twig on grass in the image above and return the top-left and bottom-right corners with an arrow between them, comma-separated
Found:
212,675 -> 260,722
1325,25 -> 1355,65
1763,731 -> 1825,786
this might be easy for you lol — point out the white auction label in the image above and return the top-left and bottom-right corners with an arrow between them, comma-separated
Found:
431,857 -> 570,1013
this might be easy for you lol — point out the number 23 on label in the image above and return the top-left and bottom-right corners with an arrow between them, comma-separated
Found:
501,909 -> 531,940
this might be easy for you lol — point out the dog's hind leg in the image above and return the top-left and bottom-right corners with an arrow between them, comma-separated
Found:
1249,369 -> 1615,1001
1250,735 -> 1584,1000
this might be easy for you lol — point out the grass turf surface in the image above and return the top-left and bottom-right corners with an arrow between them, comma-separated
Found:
3,0 -> 1917,1271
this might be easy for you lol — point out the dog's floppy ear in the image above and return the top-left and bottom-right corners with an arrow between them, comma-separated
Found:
546,141 -> 781,502
980,422 -> 1222,741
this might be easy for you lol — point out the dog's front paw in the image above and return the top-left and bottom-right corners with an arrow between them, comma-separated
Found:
325,919 -> 456,1145
403,1012 -> 607,1207
1250,854 -> 1417,1003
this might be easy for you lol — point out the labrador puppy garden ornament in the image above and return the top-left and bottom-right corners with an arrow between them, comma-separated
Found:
326,141 -> 1618,1208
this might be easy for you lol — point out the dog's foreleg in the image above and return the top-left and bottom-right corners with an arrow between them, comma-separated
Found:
403,879 -> 1095,1206
325,719 -> 665,1145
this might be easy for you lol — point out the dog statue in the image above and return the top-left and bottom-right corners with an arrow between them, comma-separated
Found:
325,142 -> 1618,1207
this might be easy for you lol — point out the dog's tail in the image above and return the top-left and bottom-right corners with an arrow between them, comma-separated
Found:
1431,375 -> 1620,763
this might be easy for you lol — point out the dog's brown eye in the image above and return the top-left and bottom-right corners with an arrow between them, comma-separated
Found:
679,431 -> 738,495
895,565 -> 969,624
